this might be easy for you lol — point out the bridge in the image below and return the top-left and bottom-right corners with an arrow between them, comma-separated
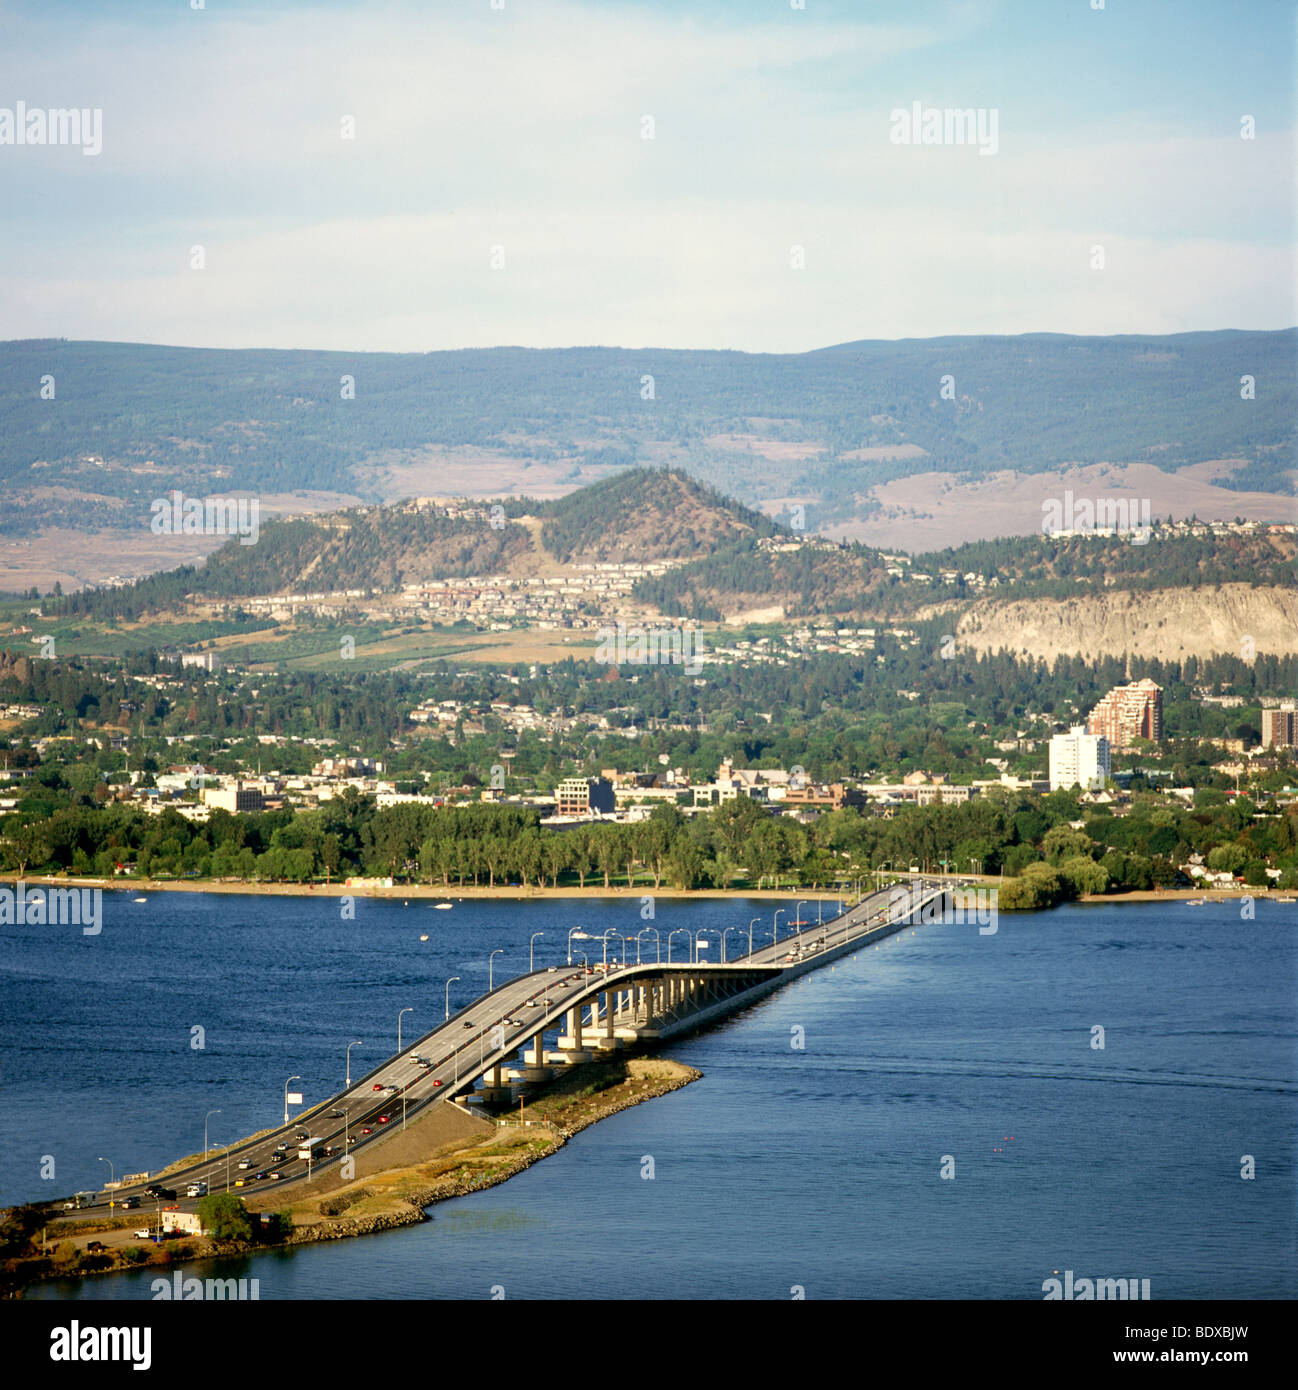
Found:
59,877 -> 960,1215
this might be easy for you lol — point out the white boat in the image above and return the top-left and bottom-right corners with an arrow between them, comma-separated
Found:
434,902 -> 453,910
1187,897 -> 1206,906
132,896 -> 148,903
419,933 -> 429,942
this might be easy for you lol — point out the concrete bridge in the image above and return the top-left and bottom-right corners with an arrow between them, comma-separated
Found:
449,876 -> 953,1104
59,878 -> 959,1212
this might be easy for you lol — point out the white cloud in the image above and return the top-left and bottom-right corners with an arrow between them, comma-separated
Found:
0,0 -> 1291,349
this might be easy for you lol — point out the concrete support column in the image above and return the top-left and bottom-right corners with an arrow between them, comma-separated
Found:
604,991 -> 614,1040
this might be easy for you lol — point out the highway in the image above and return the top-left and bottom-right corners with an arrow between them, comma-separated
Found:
56,876 -> 962,1221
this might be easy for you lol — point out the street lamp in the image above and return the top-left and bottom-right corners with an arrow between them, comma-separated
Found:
667,928 -> 689,963
445,976 -> 460,1021
529,932 -> 545,972
601,927 -> 619,968
489,949 -> 503,990
98,1157 -> 113,1210
567,927 -> 591,964
204,1110 -> 221,1161
637,927 -> 659,964
774,908 -> 786,946
795,900 -> 807,931
748,916 -> 760,956
283,1075 -> 301,1126
693,928 -> 718,963
398,1007 -> 412,1054
346,1040 -> 362,1087
723,926 -> 742,962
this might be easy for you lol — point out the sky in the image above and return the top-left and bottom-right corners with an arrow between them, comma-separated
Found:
0,0 -> 1294,353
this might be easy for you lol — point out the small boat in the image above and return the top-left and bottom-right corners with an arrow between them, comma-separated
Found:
132,896 -> 148,903
419,933 -> 429,942
1187,897 -> 1206,906
434,902 -> 453,910
1276,897 -> 1296,904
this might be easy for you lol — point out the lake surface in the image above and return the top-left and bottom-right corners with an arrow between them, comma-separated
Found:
5,889 -> 1294,1300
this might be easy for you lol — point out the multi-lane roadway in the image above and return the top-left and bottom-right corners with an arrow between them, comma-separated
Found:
59,877 -> 962,1220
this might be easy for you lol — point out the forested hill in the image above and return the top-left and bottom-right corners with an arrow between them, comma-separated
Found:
53,469 -> 784,619
632,524 -> 1298,621
535,468 -> 778,562
1,329 -> 1292,536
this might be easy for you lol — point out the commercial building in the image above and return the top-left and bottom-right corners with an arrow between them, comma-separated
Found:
554,777 -> 615,816
203,780 -> 267,813
1049,727 -> 1111,791
1087,678 -> 1163,747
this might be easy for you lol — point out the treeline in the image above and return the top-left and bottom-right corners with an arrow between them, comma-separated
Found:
5,786 -> 1296,895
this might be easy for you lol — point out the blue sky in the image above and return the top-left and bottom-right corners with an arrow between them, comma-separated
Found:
0,0 -> 1293,352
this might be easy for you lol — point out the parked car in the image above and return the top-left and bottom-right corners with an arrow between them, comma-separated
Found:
134,1228 -> 152,1239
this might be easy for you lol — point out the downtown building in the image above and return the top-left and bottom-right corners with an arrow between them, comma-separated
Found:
1087,678 -> 1163,748
1049,727 -> 1111,791
554,777 -> 616,816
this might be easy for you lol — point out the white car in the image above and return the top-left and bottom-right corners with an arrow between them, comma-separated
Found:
134,1228 -> 152,1239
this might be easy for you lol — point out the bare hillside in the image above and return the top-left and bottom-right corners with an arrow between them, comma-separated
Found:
948,583 -> 1297,661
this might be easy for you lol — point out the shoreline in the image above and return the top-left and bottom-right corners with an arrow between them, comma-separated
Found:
9,875 -> 1290,906
11,876 -> 858,901
8,1058 -> 702,1296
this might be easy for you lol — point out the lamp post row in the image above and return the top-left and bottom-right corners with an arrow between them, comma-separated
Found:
186,904 -> 850,1177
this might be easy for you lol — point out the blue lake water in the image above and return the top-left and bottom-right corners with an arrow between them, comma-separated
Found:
4,889 -> 1294,1300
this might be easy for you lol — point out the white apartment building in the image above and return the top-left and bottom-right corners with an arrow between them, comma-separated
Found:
1049,727 -> 1110,791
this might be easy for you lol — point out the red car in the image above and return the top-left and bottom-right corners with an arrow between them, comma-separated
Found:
361,1126 -> 372,1134
378,1114 -> 390,1124
372,1083 -> 383,1091
432,1078 -> 443,1087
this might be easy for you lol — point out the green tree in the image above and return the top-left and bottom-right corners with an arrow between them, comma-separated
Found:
196,1193 -> 254,1244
